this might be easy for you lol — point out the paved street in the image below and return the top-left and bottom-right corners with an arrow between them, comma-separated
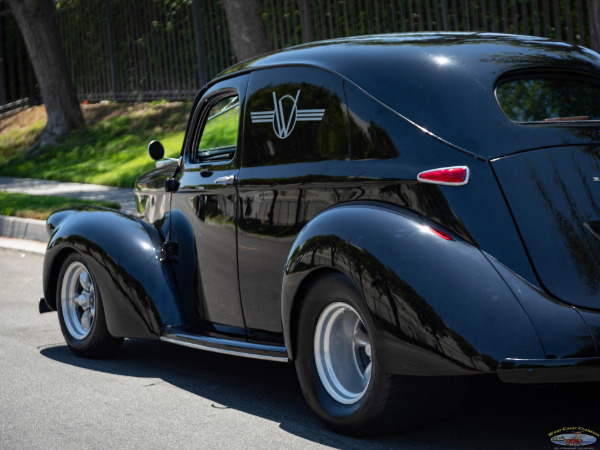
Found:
0,247 -> 598,449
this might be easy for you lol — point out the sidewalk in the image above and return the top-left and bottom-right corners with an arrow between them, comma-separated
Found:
0,176 -> 137,253
0,176 -> 136,213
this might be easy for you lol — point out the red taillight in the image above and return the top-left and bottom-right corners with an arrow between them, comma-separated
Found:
417,166 -> 470,186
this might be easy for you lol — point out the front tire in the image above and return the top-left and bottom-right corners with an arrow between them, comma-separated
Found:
295,272 -> 465,436
56,253 -> 123,358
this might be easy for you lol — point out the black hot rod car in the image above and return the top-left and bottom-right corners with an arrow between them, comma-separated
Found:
41,33 -> 600,434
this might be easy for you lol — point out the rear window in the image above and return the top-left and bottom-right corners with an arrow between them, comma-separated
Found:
496,75 -> 600,123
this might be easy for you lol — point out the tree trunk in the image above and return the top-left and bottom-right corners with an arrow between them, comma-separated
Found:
222,0 -> 272,63
7,0 -> 84,150
588,0 -> 600,53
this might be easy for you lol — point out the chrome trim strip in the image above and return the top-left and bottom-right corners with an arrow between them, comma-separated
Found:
160,333 -> 289,363
497,357 -> 600,383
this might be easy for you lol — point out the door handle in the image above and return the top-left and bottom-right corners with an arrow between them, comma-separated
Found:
214,174 -> 235,185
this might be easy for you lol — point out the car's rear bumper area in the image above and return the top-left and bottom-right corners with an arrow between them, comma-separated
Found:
497,357 -> 600,383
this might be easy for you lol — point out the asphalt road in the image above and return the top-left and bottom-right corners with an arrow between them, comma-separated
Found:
1,247 -> 598,449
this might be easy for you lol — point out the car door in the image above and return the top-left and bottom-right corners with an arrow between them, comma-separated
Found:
170,75 -> 248,336
237,67 -> 350,341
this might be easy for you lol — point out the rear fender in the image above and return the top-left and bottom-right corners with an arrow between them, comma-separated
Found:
43,208 -> 183,339
282,202 -> 545,375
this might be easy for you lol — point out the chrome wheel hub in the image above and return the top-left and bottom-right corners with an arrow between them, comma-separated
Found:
314,302 -> 372,405
61,261 -> 96,340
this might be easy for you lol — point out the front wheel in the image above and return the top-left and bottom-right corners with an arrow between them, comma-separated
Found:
295,272 -> 466,436
56,253 -> 123,358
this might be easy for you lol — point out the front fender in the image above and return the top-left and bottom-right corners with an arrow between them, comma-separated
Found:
43,208 -> 183,339
282,202 -> 545,376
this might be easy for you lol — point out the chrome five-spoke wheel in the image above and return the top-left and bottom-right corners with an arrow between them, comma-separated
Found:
60,261 -> 96,340
314,302 -> 372,405
57,254 -> 123,358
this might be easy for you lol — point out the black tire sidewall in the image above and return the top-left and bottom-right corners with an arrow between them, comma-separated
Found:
295,272 -> 390,434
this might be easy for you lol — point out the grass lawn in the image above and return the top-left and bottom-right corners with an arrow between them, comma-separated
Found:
0,191 -> 121,220
0,101 -> 191,188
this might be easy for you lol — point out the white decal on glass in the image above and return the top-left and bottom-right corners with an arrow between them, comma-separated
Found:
250,90 -> 325,139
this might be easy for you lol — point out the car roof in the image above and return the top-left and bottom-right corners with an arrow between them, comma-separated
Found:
219,33 -> 600,159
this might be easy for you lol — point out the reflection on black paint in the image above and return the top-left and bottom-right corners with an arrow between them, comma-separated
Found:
289,234 -> 495,371
135,163 -> 175,226
380,183 -> 476,244
345,80 -> 400,160
238,177 -> 475,244
529,155 -> 600,293
495,145 -> 600,308
53,213 -> 165,337
239,188 -> 322,238
350,118 -> 399,160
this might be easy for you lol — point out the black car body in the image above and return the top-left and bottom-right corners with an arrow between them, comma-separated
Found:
42,33 -> 600,434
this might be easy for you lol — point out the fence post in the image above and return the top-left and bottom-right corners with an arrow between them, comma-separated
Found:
588,0 -> 600,51
191,0 -> 207,87
0,13 -> 5,106
299,0 -> 312,43
105,0 -> 119,100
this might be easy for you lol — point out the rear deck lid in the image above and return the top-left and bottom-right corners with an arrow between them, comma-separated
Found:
493,145 -> 600,309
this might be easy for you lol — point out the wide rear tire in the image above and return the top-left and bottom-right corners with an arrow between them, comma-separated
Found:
294,272 -> 467,436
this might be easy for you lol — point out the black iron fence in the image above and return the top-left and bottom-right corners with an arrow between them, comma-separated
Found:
0,0 -> 595,108
56,0 -> 236,102
283,0 -> 590,48
0,1 -> 37,113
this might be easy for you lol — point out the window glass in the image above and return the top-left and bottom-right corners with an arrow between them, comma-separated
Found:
496,76 -> 600,123
243,67 -> 349,167
196,95 -> 239,162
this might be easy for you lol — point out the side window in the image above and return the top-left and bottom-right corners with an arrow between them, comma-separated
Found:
243,67 -> 349,167
194,94 -> 240,163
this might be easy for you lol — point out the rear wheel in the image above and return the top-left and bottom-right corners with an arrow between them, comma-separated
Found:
314,302 -> 372,405
56,253 -> 122,358
295,272 -> 466,436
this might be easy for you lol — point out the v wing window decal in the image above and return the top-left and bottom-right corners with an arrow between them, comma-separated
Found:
250,90 -> 326,139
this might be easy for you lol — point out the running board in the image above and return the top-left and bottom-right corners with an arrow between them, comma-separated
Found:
160,331 -> 289,363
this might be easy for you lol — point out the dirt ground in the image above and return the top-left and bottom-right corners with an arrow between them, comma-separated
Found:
0,105 -> 47,134
0,101 -> 187,136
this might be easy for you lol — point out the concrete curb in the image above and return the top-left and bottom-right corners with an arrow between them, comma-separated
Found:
0,215 -> 47,242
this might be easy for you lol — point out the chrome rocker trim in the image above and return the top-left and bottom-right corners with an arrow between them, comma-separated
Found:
497,357 -> 600,383
160,331 -> 289,363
